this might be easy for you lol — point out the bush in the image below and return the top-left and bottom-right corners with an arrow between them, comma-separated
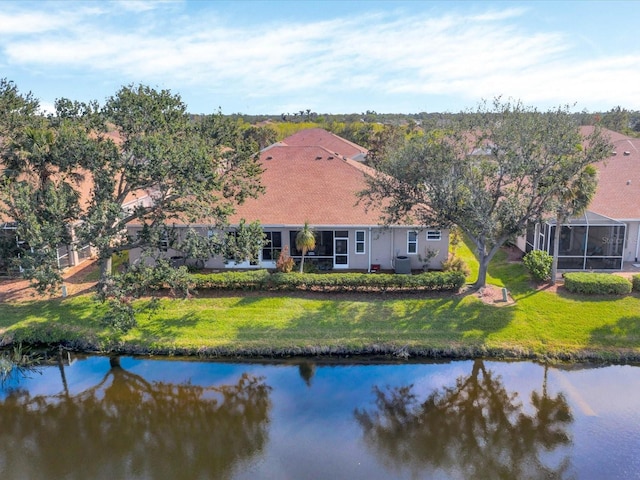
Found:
441,254 -> 470,276
190,270 -> 465,293
564,272 -> 632,295
191,270 -> 271,290
632,274 -> 640,292
522,250 -> 552,282
275,246 -> 295,273
268,271 -> 465,293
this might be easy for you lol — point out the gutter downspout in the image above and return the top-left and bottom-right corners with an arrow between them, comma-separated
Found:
635,223 -> 640,263
367,227 -> 372,273
390,228 -> 395,269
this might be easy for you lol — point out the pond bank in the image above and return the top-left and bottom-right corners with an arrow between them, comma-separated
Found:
2,259 -> 639,365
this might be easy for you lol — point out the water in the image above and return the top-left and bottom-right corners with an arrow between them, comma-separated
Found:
1,355 -> 639,479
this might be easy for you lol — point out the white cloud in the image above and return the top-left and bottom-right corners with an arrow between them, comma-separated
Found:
0,11 -> 70,34
115,0 -> 173,12
1,2 -> 639,112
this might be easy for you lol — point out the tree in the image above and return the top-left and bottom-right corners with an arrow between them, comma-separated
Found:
0,102 -> 90,293
0,78 -> 39,140
599,106 -> 630,133
71,85 -> 264,286
363,99 -> 612,288
295,221 -> 315,273
549,164 -> 598,285
2,82 -> 267,320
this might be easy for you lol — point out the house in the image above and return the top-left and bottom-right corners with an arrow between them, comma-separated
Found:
128,129 -> 449,272
520,127 -> 640,270
0,166 -> 151,276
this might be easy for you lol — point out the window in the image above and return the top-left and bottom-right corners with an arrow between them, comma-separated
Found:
407,231 -> 418,254
289,230 -> 333,256
262,232 -> 282,261
355,230 -> 365,254
426,230 -> 441,241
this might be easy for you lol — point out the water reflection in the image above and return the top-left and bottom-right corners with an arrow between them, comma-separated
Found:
355,359 -> 573,479
0,345 -> 41,386
0,355 -> 638,479
297,360 -> 316,387
0,355 -> 272,479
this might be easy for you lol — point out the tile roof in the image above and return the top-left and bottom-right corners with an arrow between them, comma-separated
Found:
581,126 -> 640,220
229,144 -> 383,226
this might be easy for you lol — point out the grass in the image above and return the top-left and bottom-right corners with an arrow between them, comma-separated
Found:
0,241 -> 639,362
83,251 -> 129,282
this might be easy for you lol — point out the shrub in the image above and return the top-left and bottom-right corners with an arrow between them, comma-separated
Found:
522,250 -> 552,282
564,272 -> 632,295
270,271 -> 465,293
441,254 -> 470,276
276,246 -> 295,273
632,274 -> 640,292
191,270 -> 465,293
191,269 -> 270,290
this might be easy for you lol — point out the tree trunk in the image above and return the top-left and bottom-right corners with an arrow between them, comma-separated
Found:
550,214 -> 562,285
474,256 -> 490,289
99,255 -> 112,281
471,240 -> 504,289
299,248 -> 306,273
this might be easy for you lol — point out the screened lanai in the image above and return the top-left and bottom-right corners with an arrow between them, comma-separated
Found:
526,211 -> 626,270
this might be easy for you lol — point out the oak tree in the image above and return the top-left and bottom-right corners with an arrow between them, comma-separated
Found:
363,99 -> 611,288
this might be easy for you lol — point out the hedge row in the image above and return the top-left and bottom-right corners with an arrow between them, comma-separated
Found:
564,272 -> 632,295
191,270 -> 271,291
190,270 -> 466,293
633,274 -> 640,292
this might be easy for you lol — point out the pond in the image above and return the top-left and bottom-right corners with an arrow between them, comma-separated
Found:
0,354 -> 639,479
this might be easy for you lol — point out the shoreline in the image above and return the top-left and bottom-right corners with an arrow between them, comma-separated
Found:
14,339 -> 640,365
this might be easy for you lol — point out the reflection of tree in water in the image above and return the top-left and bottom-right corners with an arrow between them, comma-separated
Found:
297,361 -> 316,387
0,356 -> 272,479
355,360 -> 573,479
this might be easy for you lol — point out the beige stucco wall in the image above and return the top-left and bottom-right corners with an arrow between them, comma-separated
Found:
126,225 -> 451,272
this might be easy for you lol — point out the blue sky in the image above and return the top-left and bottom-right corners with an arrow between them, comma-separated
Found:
2,0 -> 639,115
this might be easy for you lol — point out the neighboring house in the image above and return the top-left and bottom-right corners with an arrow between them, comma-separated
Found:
0,207 -> 94,276
0,165 -> 151,276
128,129 -> 449,272
519,127 -> 640,270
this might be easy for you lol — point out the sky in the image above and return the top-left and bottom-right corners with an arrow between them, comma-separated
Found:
1,0 -> 640,115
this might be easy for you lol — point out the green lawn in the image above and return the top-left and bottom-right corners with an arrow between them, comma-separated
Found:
1,241 -> 639,361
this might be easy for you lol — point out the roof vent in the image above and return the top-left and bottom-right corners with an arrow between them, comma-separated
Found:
327,156 -> 334,160
612,151 -> 617,156
624,151 -> 631,156
266,156 -> 273,160
627,180 -> 632,185
315,156 -> 323,160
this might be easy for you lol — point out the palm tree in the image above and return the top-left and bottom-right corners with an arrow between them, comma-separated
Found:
550,165 -> 598,285
295,222 -> 316,273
